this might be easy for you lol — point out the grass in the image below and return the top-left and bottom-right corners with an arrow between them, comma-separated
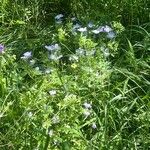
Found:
0,0 -> 150,149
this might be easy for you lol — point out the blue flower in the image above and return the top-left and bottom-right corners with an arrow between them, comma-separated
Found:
106,31 -> 116,39
103,25 -> 113,33
92,26 -> 104,34
21,51 -> 32,60
77,27 -> 87,32
87,22 -> 94,28
45,44 -> 61,51
55,14 -> 63,20
73,23 -> 81,29
55,14 -> 64,24
92,25 -> 113,34
0,44 -> 4,53
92,123 -> 97,129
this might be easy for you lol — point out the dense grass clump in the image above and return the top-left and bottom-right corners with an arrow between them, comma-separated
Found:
0,0 -> 150,149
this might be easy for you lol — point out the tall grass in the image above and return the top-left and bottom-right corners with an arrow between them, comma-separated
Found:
0,0 -> 150,149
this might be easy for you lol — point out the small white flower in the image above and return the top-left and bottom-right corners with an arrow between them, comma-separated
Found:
88,22 -> 94,28
29,59 -> 35,65
49,54 -> 62,61
21,51 -> 32,60
55,14 -> 63,20
92,123 -> 97,129
92,29 -> 100,34
73,23 -> 81,29
106,31 -> 116,39
53,140 -> 58,145
71,17 -> 76,21
48,130 -> 53,137
35,67 -> 40,71
83,110 -> 90,118
49,90 -> 56,96
69,55 -> 79,61
45,68 -> 51,74
83,102 -> 92,109
86,50 -> 95,56
76,48 -> 86,56
45,44 -> 61,51
101,47 -> 110,57
52,115 -> 60,124
103,25 -> 113,32
77,27 -> 87,32
28,112 -> 33,118
0,112 -> 4,118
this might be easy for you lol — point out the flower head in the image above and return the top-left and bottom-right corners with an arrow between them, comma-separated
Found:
83,110 -> 91,118
45,68 -> 51,74
92,123 -> 97,129
92,29 -> 100,34
52,115 -> 60,124
0,44 -> 4,53
71,17 -> 77,22
103,25 -> 113,33
87,22 -> 94,28
73,23 -> 81,29
106,31 -> 116,39
45,44 -> 61,52
48,130 -> 53,137
69,55 -> 79,62
55,14 -> 64,24
77,27 -> 87,32
21,51 -> 32,60
83,102 -> 92,109
55,14 -> 63,20
49,90 -> 56,96
29,59 -> 36,65
101,46 -> 110,57
28,112 -> 33,118
49,54 -> 62,61
86,50 -> 96,56
76,48 -> 86,56
92,25 -> 113,34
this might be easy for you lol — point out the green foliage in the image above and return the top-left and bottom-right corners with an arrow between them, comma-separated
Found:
0,0 -> 150,149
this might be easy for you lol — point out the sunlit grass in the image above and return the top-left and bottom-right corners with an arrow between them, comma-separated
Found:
0,0 -> 150,149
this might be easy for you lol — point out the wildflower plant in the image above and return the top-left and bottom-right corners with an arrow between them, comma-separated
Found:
0,6 -> 149,150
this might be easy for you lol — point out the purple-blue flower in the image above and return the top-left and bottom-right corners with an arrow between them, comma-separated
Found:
21,51 -> 32,60
77,27 -> 87,32
55,14 -> 63,20
87,22 -> 94,28
106,31 -> 116,39
55,14 -> 64,24
103,25 -> 113,33
92,25 -> 113,34
45,44 -> 61,51
92,123 -> 97,129
0,44 -> 4,53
